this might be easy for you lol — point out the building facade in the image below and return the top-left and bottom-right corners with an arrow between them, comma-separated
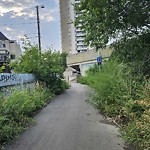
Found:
60,0 -> 112,78
59,0 -> 89,54
0,32 -> 22,64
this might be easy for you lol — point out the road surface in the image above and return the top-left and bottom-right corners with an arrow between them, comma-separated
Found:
4,83 -> 127,150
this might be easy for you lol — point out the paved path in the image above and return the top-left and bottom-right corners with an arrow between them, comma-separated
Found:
4,83 -> 126,150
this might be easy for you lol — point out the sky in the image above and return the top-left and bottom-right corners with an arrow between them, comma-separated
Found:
0,0 -> 61,51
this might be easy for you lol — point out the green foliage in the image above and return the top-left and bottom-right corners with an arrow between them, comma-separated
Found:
0,66 -> 5,73
75,0 -> 150,78
86,59 -> 133,116
122,118 -> 150,150
75,0 -> 150,49
79,59 -> 150,149
0,43 -> 69,147
0,42 -> 69,147
10,44 -> 68,94
75,2 -> 150,147
0,86 -> 54,145
125,83 -> 150,149
112,32 -> 150,77
77,75 -> 87,84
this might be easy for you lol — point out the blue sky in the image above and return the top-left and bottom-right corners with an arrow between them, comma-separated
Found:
0,0 -> 61,51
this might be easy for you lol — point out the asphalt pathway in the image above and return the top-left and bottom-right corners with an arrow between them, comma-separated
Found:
4,83 -> 126,150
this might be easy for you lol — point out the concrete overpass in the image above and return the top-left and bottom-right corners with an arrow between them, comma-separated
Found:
64,48 -> 112,81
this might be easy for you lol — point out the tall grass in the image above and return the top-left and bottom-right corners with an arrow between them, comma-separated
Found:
0,86 -> 54,145
86,59 -> 134,116
79,58 -> 150,149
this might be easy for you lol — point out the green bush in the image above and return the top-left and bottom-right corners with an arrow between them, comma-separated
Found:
77,75 -> 88,84
10,44 -> 68,94
86,59 -> 133,116
0,42 -> 69,148
51,78 -> 70,95
0,86 -> 54,145
83,58 -> 150,149
122,83 -> 150,149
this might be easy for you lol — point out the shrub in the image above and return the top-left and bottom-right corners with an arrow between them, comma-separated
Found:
77,75 -> 87,84
122,81 -> 150,149
0,86 -> 54,145
122,114 -> 150,149
10,44 -> 68,94
82,58 -> 150,149
85,59 -> 133,116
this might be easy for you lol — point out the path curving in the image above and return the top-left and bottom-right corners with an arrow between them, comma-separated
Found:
4,83 -> 126,150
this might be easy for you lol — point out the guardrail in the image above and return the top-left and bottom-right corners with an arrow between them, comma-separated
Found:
0,73 -> 36,87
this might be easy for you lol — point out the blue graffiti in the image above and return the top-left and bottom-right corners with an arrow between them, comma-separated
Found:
0,74 -> 17,82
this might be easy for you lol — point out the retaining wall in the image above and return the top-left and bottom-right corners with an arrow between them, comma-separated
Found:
0,73 -> 36,96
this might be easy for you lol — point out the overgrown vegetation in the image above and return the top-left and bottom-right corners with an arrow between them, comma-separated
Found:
78,59 -> 150,149
75,0 -> 150,50
10,42 -> 69,94
0,66 -> 5,73
0,43 -> 69,148
75,0 -> 150,78
0,86 -> 54,146
75,1 -> 150,149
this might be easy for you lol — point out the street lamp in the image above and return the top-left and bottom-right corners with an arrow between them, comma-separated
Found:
36,5 -> 44,54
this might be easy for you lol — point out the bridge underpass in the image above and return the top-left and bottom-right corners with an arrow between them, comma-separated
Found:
64,48 -> 112,81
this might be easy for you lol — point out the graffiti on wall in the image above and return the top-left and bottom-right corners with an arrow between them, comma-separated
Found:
0,73 -> 35,87
0,74 -> 17,82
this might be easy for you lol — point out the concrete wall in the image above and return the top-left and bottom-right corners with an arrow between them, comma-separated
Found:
69,0 -> 77,54
0,73 -> 36,96
80,63 -> 95,76
59,0 -> 71,53
66,48 -> 113,76
0,40 -> 22,59
8,41 -> 22,59
0,73 -> 35,87
67,48 -> 112,65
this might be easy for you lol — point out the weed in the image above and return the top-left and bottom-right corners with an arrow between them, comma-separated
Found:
79,58 -> 150,149
0,86 -> 54,145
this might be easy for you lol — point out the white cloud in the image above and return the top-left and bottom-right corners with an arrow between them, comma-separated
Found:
40,8 -> 57,22
1,26 -> 25,42
2,26 -> 13,31
41,12 -> 54,22
0,0 -> 35,16
0,0 -> 55,22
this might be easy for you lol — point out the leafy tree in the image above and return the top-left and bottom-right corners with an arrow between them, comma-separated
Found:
75,1 -> 150,148
75,0 -> 150,49
11,44 -> 68,94
112,33 -> 150,77
75,0 -> 150,76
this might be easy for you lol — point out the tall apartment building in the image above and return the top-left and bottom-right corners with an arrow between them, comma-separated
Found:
59,0 -> 89,54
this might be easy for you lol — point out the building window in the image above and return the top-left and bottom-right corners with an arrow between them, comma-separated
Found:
0,42 -> 6,48
10,54 -> 15,60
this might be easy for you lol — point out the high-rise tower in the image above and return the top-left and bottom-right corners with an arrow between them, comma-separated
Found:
59,0 -> 88,54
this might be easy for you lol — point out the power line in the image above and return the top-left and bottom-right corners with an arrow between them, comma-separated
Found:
21,36 -> 38,40
0,22 -> 36,27
18,17 -> 36,20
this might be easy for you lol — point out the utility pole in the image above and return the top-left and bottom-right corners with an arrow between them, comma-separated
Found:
36,5 -> 44,53
36,5 -> 41,53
